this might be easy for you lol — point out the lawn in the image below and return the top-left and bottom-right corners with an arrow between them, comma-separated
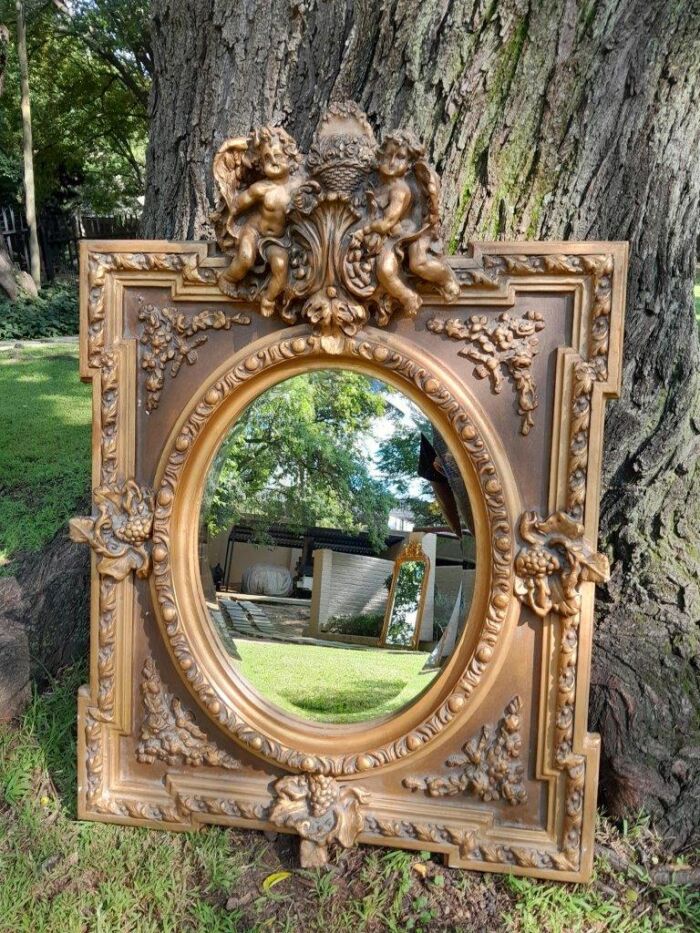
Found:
234,640 -> 436,723
0,343 -> 91,568
1,664 -> 699,931
0,344 -> 699,931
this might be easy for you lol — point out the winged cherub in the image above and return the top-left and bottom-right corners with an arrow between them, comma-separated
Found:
350,130 -> 459,316
211,126 -> 302,316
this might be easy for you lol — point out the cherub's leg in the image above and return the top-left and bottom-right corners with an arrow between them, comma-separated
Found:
260,245 -> 288,316
408,238 -> 459,299
376,246 -> 422,316
220,227 -> 258,283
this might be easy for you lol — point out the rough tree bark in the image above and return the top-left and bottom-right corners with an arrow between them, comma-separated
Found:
144,0 -> 700,849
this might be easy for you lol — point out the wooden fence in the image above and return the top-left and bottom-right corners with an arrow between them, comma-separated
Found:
0,206 -> 140,281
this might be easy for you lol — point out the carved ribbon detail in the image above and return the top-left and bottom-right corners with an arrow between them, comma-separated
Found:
427,310 -> 545,435
404,696 -> 527,805
267,772 -> 370,867
69,479 -> 154,581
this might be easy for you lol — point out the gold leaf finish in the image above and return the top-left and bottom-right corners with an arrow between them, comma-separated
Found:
69,479 -> 154,582
211,101 -> 458,345
427,311 -> 545,435
136,659 -> 240,770
404,696 -> 527,805
268,772 -> 370,867
138,303 -> 250,411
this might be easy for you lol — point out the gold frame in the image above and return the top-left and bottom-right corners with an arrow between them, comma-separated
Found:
379,538 -> 431,650
72,237 -> 628,882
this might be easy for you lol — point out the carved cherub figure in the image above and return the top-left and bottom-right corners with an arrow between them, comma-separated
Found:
349,130 -> 459,316
211,126 -> 302,315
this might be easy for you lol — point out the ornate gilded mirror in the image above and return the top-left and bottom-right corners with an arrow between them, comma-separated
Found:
379,539 -> 430,650
71,102 -> 627,881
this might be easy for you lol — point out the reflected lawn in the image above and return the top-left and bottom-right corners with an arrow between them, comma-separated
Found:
234,640 -> 437,723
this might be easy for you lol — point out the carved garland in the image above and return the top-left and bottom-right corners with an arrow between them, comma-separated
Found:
86,251 -> 218,368
138,303 -> 250,411
404,696 -> 527,805
151,332 -> 514,776
79,247 -> 615,869
427,311 -> 545,435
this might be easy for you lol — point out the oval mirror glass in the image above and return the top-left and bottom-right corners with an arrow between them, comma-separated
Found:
199,369 -> 476,724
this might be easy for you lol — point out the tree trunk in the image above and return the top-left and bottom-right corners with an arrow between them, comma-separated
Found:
144,0 -> 700,849
15,0 -> 40,289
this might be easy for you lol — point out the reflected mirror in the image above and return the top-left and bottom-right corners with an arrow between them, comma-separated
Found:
199,369 -> 477,724
380,544 -> 429,649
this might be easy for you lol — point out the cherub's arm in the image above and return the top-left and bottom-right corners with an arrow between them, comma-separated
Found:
231,181 -> 266,218
368,182 -> 411,234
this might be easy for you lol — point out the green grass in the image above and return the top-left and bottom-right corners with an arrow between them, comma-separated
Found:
234,640 -> 436,723
694,281 -> 700,325
0,344 -> 91,567
1,671 -> 699,931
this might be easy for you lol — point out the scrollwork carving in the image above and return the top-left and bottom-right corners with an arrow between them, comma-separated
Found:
404,696 -> 527,805
69,479 -> 154,581
138,303 -> 250,411
427,311 -> 545,435
136,659 -> 240,770
210,102 -> 458,348
268,772 -> 370,867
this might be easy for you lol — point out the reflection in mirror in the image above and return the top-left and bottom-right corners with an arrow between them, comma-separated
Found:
380,543 -> 429,649
199,369 -> 477,725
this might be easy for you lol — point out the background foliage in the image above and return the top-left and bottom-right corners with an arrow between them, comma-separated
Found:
0,0 -> 150,213
204,371 -> 437,551
0,283 -> 77,338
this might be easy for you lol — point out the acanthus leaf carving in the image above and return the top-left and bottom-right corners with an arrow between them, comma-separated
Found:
138,302 -> 250,411
136,659 -> 240,770
70,479 -> 154,582
427,310 -> 545,435
267,771 -> 370,867
210,101 -> 459,348
404,696 -> 527,806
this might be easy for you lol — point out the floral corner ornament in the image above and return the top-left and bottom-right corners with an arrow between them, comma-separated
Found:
427,310 -> 546,435
138,302 -> 250,412
69,479 -> 154,581
403,696 -> 527,806
267,771 -> 370,867
514,511 -> 610,617
210,101 -> 459,350
136,659 -> 240,770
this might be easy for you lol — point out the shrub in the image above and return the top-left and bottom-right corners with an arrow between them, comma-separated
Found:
0,283 -> 78,339
325,611 -> 385,638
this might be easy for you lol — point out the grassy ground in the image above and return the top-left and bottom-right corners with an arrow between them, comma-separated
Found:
0,343 -> 91,568
234,640 -> 436,723
1,667 -> 699,932
1,344 -> 699,930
